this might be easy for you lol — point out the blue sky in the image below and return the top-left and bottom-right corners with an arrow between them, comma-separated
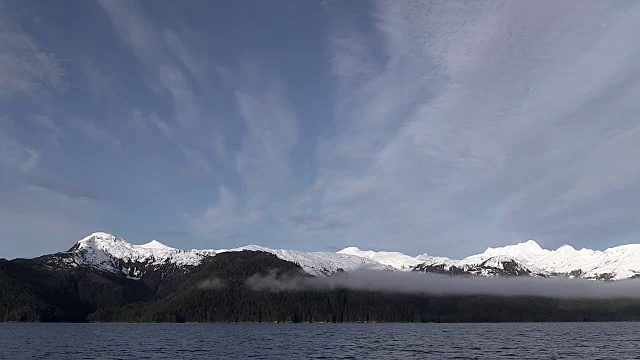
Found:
1,0 -> 639,259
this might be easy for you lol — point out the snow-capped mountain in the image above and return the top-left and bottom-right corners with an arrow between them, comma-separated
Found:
64,232 -> 216,278
350,240 -> 640,280
58,232 -> 388,277
50,232 -> 640,281
470,240 -> 640,280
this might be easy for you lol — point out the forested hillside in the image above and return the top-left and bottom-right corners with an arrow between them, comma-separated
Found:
4,251 -> 640,323
0,257 -> 153,322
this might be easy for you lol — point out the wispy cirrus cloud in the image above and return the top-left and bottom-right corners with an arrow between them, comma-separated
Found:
30,114 -> 60,147
97,0 -> 202,128
0,135 -> 39,172
25,177 -> 98,202
287,214 -> 349,232
70,118 -> 121,149
190,73 -> 298,237
95,0 -> 160,63
0,4 -> 64,99
2,0 -> 639,259
130,110 -> 214,176
97,0 -> 217,178
295,0 -> 640,255
0,0 -> 102,255
189,185 -> 245,235
158,64 -> 200,128
163,29 -> 205,81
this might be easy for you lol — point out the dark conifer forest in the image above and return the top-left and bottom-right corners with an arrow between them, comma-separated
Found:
3,251 -> 640,323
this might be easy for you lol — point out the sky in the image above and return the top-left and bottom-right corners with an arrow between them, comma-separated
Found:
1,0 -> 639,259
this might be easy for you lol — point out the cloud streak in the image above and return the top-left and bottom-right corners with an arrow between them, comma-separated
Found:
25,177 -> 98,202
247,270 -> 640,299
190,73 -> 298,237
0,135 -> 39,172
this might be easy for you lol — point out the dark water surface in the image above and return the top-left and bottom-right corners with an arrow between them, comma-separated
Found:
0,322 -> 637,359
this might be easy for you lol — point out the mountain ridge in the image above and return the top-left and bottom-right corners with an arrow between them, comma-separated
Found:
38,232 -> 640,281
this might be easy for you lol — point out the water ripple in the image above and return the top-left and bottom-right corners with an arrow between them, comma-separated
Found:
0,323 -> 638,359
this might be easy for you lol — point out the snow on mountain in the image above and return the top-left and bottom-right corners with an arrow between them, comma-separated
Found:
339,246 -> 537,275
336,240 -> 640,280
480,240 -> 550,262
64,232 -> 640,280
216,245 -> 390,276
67,233 -> 388,278
70,232 -> 215,276
337,247 -> 423,270
529,243 -> 640,280
431,240 -> 640,280
415,253 -> 453,265
139,240 -> 176,250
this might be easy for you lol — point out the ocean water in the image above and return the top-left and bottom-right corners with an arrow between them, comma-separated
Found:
0,322 -> 637,359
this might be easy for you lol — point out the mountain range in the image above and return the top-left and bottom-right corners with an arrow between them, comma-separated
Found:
6,232 -> 640,323
45,232 -> 640,281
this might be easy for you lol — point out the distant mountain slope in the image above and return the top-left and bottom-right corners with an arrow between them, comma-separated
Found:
337,247 -> 423,270
417,240 -> 640,280
36,232 -> 640,280
342,240 -> 640,280
216,245 -> 389,275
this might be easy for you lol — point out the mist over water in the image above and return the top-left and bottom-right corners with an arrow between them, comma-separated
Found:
245,270 -> 640,299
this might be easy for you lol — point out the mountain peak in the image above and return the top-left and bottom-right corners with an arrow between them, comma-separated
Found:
518,239 -> 542,250
139,240 -> 175,250
69,232 -> 214,275
482,239 -> 548,260
81,232 -> 118,241
557,244 -> 575,252
337,246 -> 362,254
486,239 -> 542,251
71,232 -> 122,252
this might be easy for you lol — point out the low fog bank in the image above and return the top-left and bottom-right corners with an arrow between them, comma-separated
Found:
245,271 -> 640,299
198,278 -> 225,290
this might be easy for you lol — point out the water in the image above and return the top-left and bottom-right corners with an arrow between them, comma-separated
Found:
0,323 -> 637,359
